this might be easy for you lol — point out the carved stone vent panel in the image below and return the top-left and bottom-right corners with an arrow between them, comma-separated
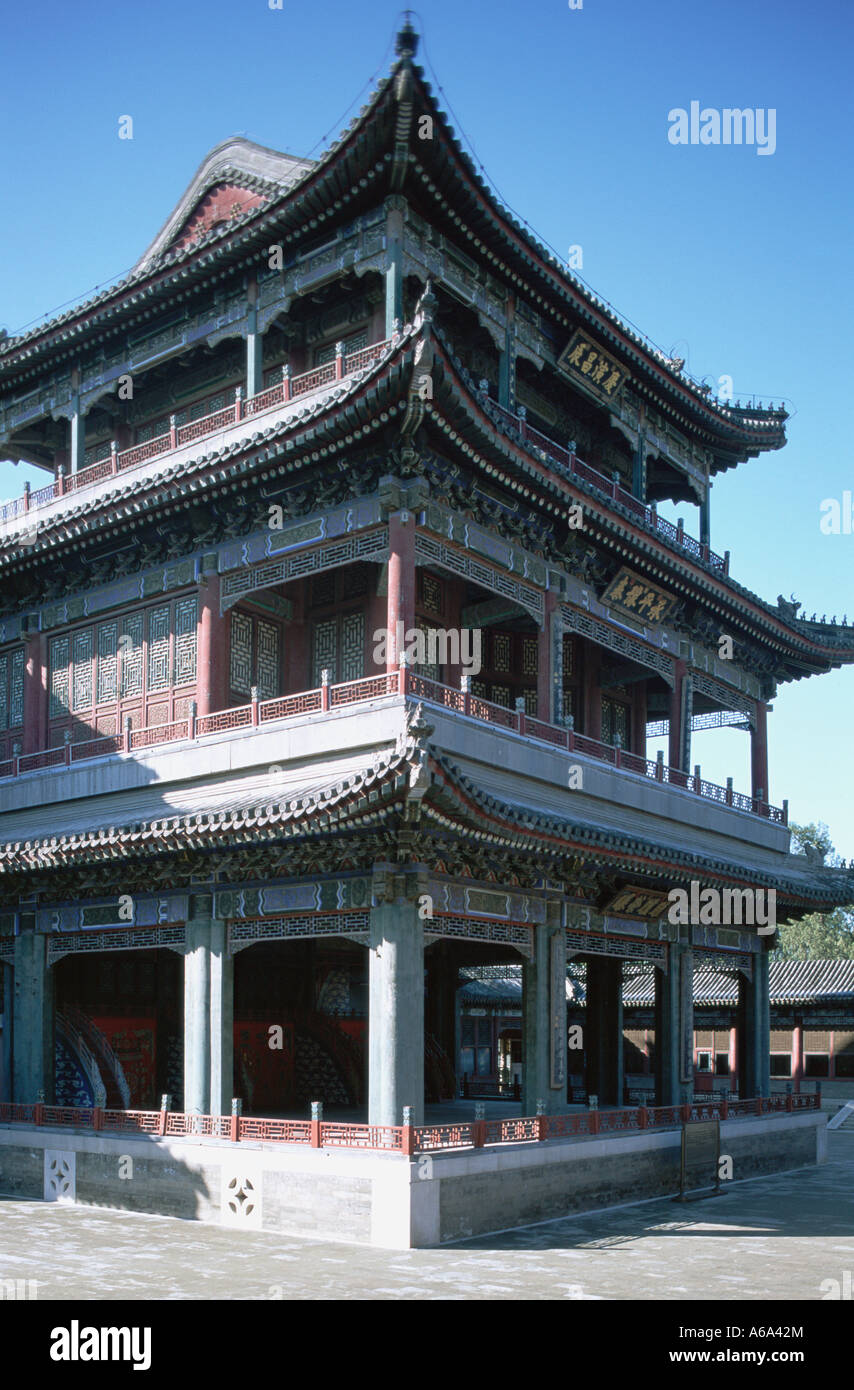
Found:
44,1151 -> 76,1203
221,1166 -> 263,1229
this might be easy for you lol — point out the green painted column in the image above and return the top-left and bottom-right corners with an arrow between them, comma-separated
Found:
738,949 -> 770,1100
498,294 -> 516,410
655,943 -> 693,1105
183,917 -> 210,1116
522,924 -> 567,1115
369,898 -> 424,1126
208,918 -> 233,1116
69,399 -> 85,475
1,960 -> 14,1103
585,955 -> 623,1106
700,492 -> 711,547
246,307 -> 263,401
384,199 -> 405,339
12,925 -> 54,1103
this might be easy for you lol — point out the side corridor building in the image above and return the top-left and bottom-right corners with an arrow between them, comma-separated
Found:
1,22 -> 852,1130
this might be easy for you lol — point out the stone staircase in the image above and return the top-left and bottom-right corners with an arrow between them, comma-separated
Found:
827,1100 -> 854,1131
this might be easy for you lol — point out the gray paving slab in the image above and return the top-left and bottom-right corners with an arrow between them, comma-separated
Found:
1,1133 -> 852,1301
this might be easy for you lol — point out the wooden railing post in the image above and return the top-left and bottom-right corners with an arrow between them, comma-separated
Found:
656,749 -> 664,782
473,1102 -> 486,1149
694,763 -> 702,794
158,1093 -> 171,1137
334,340 -> 345,380
726,777 -> 734,807
231,1097 -> 242,1143
63,729 -> 72,766
93,1105 -> 104,1132
320,669 -> 330,713
22,480 -> 30,512
461,673 -> 471,718
123,715 -> 132,753
35,1090 -> 45,1126
169,414 -> 178,449
398,651 -> 408,696
56,465 -> 65,498
188,699 -> 197,740
110,442 -> 118,475
536,1098 -> 547,1142
234,386 -> 243,422
402,1105 -> 415,1157
515,695 -> 526,737
250,685 -> 259,727
310,1100 -> 323,1148
281,364 -> 291,403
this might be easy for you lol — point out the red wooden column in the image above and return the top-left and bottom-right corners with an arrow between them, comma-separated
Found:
537,590 -> 558,724
669,659 -> 687,770
583,643 -> 602,740
386,510 -> 416,672
23,629 -> 47,754
751,700 -> 769,801
197,571 -> 228,716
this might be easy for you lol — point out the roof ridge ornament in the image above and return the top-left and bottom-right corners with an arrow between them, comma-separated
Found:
395,14 -> 419,61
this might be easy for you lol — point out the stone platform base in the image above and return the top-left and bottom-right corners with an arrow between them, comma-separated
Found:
0,1112 -> 826,1248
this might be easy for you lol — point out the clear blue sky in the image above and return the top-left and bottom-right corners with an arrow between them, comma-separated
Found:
1,0 -> 851,854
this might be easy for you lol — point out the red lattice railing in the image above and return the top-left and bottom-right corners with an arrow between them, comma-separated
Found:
2,666 -> 787,824
0,338 -> 395,526
1,1094 -> 818,1153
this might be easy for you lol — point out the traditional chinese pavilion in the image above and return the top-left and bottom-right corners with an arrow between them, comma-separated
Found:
1,21 -> 852,1144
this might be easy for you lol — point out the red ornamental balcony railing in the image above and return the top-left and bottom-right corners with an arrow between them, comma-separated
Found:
0,338 -> 394,526
0,1092 -> 818,1154
0,667 -> 787,824
486,398 -> 729,575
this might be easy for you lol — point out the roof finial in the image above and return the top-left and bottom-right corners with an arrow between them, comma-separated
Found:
396,12 -> 419,60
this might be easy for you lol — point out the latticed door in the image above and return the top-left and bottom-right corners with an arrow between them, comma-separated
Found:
229,610 -> 282,701
311,612 -> 365,686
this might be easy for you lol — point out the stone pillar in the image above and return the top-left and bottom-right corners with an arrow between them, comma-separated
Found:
1,961 -> 13,1103
585,955 -> 623,1106
369,897 -> 424,1126
23,628 -> 47,755
183,911 -> 232,1116
738,950 -> 770,1100
668,660 -> 691,771
12,923 -> 54,1103
654,943 -> 693,1105
196,569 -> 228,716
386,510 -> 416,672
751,701 -> 769,801
498,293 -> 516,410
384,198 -> 405,339
792,1019 -> 803,1094
522,924 -> 567,1114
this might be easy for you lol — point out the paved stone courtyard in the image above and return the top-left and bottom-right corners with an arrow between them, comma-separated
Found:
1,1133 -> 851,1301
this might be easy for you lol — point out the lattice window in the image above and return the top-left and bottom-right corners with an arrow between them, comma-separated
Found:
256,619 -> 279,699
0,648 -> 23,731
524,687 -> 537,716
492,633 -> 511,673
340,612 -> 364,682
0,656 -> 7,731
147,604 -> 171,692
601,696 -> 630,750
50,636 -> 70,718
97,622 -> 118,704
522,636 -> 538,677
491,684 -> 512,708
230,612 -> 253,695
174,597 -> 198,685
312,619 -> 337,686
419,571 -> 444,617
563,635 -> 575,677
120,614 -> 144,698
416,623 -> 441,682
71,630 -> 93,712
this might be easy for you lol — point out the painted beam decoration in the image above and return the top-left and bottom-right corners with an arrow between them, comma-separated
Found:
601,567 -> 678,625
557,330 -> 627,400
605,887 -> 672,920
